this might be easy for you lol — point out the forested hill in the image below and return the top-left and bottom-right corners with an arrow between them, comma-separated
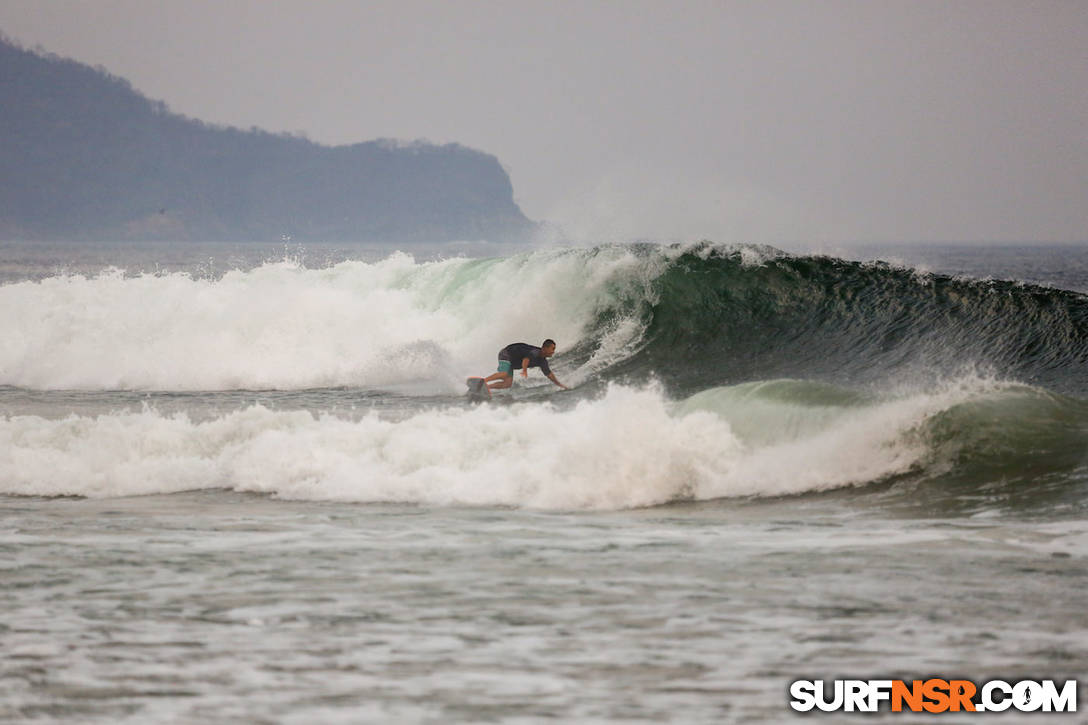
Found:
0,37 -> 537,243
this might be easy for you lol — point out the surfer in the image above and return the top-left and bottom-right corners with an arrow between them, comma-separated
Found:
483,340 -> 569,390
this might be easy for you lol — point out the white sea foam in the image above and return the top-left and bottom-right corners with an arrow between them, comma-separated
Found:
0,247 -> 664,391
0,380 -> 993,508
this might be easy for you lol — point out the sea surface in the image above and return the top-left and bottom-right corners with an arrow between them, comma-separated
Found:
2,240 -> 1086,723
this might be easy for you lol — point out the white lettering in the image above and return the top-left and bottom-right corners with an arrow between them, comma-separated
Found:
982,680 -> 1012,712
789,680 -> 816,712
789,677 -> 1077,713
868,679 -> 893,711
1014,680 -> 1043,712
1042,680 -> 1077,712
845,680 -> 868,712
815,680 -> 844,712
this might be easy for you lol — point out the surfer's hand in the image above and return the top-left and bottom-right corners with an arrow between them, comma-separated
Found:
521,369 -> 528,378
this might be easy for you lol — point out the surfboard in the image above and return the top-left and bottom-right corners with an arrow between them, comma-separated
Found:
465,377 -> 491,403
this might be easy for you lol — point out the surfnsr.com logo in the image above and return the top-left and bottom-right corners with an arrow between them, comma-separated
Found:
789,679 -> 1078,713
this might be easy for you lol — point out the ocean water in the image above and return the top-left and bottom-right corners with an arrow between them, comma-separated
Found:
2,240 -> 1086,722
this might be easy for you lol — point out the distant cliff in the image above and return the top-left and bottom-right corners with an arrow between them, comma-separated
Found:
0,37 -> 537,243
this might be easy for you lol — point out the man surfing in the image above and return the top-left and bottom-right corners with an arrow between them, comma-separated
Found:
481,339 -> 569,391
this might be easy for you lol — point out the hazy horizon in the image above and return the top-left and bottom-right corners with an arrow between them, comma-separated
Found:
1,0 -> 1085,245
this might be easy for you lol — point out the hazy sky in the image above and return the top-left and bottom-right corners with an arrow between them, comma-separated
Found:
2,0 -> 1085,243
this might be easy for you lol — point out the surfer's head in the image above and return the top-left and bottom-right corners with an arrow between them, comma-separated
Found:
542,339 -> 556,356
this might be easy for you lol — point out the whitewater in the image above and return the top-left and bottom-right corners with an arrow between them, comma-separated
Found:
2,240 -> 1086,722
0,247 -> 669,391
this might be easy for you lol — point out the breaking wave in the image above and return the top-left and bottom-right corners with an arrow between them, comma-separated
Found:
2,243 -> 1087,511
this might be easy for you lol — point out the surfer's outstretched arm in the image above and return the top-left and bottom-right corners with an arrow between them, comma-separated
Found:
547,372 -> 569,390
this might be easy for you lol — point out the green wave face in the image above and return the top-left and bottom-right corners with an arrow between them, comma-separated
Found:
594,244 -> 1088,395
673,376 -> 1088,516
559,243 -> 1088,514
908,386 -> 1088,516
